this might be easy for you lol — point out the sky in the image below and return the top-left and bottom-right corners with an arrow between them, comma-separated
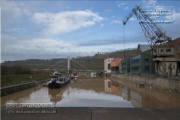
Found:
1,0 -> 180,62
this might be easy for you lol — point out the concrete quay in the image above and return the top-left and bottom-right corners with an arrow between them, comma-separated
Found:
111,74 -> 180,93
1,107 -> 180,120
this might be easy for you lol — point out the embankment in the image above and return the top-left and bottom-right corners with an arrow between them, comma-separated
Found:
1,83 -> 36,97
1,80 -> 48,97
111,74 -> 180,93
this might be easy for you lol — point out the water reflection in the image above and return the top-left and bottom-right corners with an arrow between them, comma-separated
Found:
104,79 -> 121,96
1,78 -> 180,108
104,79 -> 180,109
1,87 -> 51,106
48,89 -> 62,105
104,79 -> 142,108
56,87 -> 133,107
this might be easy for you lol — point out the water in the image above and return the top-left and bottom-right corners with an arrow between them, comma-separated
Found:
1,78 -> 180,108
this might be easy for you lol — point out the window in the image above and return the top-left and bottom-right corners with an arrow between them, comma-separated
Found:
166,49 -> 171,52
178,44 -> 180,50
108,63 -> 111,70
145,66 -> 149,71
145,58 -> 149,62
144,55 -> 149,62
160,49 -> 163,52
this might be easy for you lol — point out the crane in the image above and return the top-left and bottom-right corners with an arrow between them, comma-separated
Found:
122,5 -> 174,76
122,5 -> 172,49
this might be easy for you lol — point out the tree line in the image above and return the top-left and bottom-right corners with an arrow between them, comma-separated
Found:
1,65 -> 32,75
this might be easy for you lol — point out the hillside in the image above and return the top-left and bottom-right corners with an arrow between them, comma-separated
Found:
1,49 -> 136,71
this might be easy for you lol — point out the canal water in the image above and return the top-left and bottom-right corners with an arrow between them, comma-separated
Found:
1,78 -> 180,108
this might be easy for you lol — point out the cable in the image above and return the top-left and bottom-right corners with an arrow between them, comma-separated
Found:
123,25 -> 126,59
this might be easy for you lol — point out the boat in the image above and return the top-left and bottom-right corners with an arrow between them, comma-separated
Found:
46,71 -> 71,88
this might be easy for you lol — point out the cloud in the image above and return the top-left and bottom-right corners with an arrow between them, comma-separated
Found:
111,20 -> 121,24
1,0 -> 31,25
32,10 -> 104,35
1,1 -> 21,23
1,38 -> 74,61
117,2 -> 129,10
174,12 -> 180,20
2,38 -> 72,52
141,6 -> 175,22
162,12 -> 180,39
124,6 -> 129,10
2,28 -> 27,35
0,1 -> 20,15
142,0 -> 157,6
129,17 -> 136,21
117,2 -> 127,8
1,34 -> 144,62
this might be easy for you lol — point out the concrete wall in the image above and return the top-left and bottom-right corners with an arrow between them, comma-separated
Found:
111,74 -> 180,93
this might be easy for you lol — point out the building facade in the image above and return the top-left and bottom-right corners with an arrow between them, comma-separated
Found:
166,38 -> 180,58
130,54 -> 154,74
111,58 -> 123,73
121,59 -> 130,73
104,58 -> 123,73
121,54 -> 154,74
153,38 -> 180,76
104,58 -> 114,73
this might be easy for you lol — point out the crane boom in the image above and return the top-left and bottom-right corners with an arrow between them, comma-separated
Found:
122,6 -> 172,49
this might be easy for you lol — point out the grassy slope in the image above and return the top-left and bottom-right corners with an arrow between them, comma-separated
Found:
1,49 -> 136,87
1,74 -> 50,87
1,49 -> 136,70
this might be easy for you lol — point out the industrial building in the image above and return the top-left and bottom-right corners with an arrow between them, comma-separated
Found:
153,38 -> 180,76
104,58 -> 123,73
121,59 -> 130,73
130,54 -> 154,74
121,6 -> 179,76
121,54 -> 154,74
121,44 -> 154,74
166,38 -> 180,58
120,38 -> 180,76
104,58 -> 114,73
111,58 -> 123,73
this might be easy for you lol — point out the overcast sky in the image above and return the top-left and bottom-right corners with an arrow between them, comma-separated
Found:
1,0 -> 180,62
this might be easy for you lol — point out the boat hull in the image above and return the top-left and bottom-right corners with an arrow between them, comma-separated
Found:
47,77 -> 70,89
